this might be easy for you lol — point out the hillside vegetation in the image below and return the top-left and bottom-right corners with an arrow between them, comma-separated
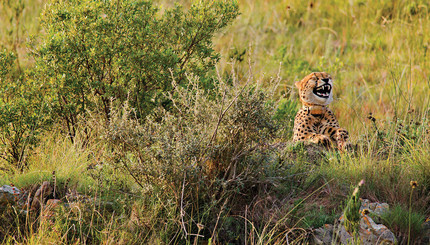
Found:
0,0 -> 429,244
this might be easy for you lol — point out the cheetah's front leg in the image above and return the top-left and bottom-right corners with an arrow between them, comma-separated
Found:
306,133 -> 331,147
322,126 -> 350,151
334,128 -> 349,151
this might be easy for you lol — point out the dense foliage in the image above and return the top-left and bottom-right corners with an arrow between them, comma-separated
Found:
0,50 -> 51,168
37,0 -> 238,140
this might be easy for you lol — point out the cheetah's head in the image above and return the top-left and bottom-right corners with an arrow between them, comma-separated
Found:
295,72 -> 333,106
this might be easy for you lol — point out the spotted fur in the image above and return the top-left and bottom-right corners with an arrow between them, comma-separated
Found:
293,72 -> 349,150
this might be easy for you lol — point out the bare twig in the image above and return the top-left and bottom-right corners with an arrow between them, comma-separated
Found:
210,197 -> 229,243
180,172 -> 188,237
205,48 -> 255,151
245,205 -> 248,245
180,172 -> 204,239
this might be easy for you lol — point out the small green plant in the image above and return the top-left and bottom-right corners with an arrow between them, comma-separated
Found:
408,181 -> 418,245
342,180 -> 364,235
300,205 -> 338,228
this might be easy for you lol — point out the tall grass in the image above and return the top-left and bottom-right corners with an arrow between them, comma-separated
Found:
0,0 -> 48,68
214,0 -> 430,138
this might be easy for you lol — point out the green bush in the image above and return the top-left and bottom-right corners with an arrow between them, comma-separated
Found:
0,49 -> 51,168
36,0 -> 239,140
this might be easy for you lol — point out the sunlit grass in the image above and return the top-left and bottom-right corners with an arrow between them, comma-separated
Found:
213,0 -> 430,140
0,0 -> 48,68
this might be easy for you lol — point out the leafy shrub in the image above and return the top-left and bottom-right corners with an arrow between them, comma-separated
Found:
0,49 -> 51,168
36,0 -> 239,140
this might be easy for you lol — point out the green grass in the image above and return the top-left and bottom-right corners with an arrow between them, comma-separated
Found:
380,204 -> 426,244
0,0 -> 430,244
214,0 -> 430,137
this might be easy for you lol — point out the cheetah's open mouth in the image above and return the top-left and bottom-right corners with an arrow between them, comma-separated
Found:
313,84 -> 331,98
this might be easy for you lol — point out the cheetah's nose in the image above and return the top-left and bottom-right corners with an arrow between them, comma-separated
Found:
322,78 -> 329,83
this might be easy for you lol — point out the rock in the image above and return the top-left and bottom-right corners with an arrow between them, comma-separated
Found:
360,199 -> 389,223
359,214 -> 396,244
0,185 -> 31,213
31,181 -> 53,211
337,223 -> 354,244
312,224 -> 334,244
41,199 -> 62,223
313,200 -> 397,245
45,199 -> 62,210
0,185 -> 21,206
422,218 -> 430,244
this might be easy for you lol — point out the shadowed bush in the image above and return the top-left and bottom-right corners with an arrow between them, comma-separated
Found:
100,69 -> 293,243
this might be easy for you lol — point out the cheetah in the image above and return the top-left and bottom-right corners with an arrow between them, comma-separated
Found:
293,72 -> 349,150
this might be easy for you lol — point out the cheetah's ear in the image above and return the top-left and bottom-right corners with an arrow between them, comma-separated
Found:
294,80 -> 301,89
